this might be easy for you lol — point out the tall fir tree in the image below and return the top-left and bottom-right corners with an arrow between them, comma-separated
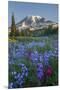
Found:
10,13 -> 16,37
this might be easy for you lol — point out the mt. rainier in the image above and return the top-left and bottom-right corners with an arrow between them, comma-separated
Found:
9,15 -> 58,32
17,15 -> 46,27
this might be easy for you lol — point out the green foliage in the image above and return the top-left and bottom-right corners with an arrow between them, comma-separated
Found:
10,13 -> 16,37
19,29 -> 31,36
44,25 -> 58,36
46,57 -> 58,86
15,29 -> 20,36
9,22 -> 58,37
9,13 -> 20,37
33,25 -> 58,36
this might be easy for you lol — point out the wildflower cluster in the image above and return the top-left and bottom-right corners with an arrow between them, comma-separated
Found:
9,63 -> 28,88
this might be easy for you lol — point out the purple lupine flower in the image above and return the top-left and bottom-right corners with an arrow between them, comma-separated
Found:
43,51 -> 49,66
15,44 -> 26,58
37,63 -> 43,69
9,63 -> 28,88
20,75 -> 24,79
37,70 -> 44,80
48,50 -> 54,57
8,82 -> 13,88
18,63 -> 25,67
39,54 -> 43,62
30,51 -> 39,63
53,49 -> 58,57
27,41 -> 35,48
37,63 -> 44,80
38,41 -> 45,48
17,73 -> 21,79
27,41 -> 45,48
25,67 -> 28,77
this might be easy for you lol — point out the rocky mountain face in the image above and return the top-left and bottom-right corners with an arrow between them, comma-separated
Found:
18,16 -> 44,26
9,15 -> 58,32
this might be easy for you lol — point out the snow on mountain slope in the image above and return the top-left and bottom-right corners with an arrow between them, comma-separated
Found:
9,15 -> 57,32
17,15 -> 44,27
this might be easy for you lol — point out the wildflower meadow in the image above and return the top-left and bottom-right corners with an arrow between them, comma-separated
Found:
8,36 -> 58,88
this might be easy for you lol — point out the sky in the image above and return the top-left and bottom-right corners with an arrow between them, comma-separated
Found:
8,1 -> 58,27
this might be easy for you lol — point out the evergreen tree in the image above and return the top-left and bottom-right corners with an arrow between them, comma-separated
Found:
10,13 -> 16,37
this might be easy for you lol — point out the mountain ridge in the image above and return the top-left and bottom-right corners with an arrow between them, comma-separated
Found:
9,15 -> 58,32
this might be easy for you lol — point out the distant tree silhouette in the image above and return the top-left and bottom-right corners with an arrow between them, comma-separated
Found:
10,13 -> 16,37
10,13 -> 20,37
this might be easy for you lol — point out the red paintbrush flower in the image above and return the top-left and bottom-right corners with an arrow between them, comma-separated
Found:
45,66 -> 53,77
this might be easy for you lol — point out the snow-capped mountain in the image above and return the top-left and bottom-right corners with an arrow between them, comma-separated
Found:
16,15 -> 46,27
9,15 -> 58,32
